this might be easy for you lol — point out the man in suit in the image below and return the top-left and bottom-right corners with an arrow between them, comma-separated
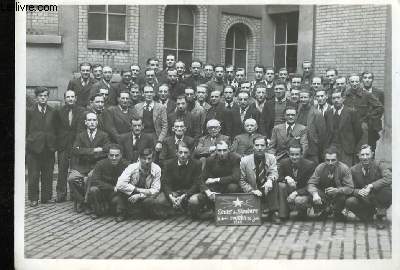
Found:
263,67 -> 276,101
158,54 -> 176,84
239,136 -> 281,224
160,119 -> 195,166
67,62 -> 96,107
26,87 -> 57,206
206,65 -> 225,95
113,69 -> 132,98
290,74 -> 302,91
143,68 -> 160,99
119,118 -> 155,163
315,89 -> 331,118
190,140 -> 241,218
86,94 -> 106,131
167,95 -> 203,141
184,60 -> 207,90
236,91 -> 257,130
103,91 -> 137,144
326,90 -> 362,167
271,80 -> 288,127
175,61 -> 187,83
301,60 -> 314,86
203,90 -> 225,133
361,71 -> 384,154
166,68 -> 186,101
239,81 -> 256,104
90,66 -> 118,107
249,85 -> 274,138
130,64 -> 145,90
55,90 -> 85,202
158,83 -> 176,114
324,67 -> 338,104
68,112 -> 110,213
92,64 -> 103,82
128,83 -> 144,109
250,64 -> 267,94
86,144 -> 130,219
231,118 -> 263,157
277,143 -> 316,220
113,148 -> 161,222
310,76 -> 323,100
203,64 -> 214,83
345,145 -> 391,229
153,142 -> 202,218
196,84 -> 211,112
185,87 -> 206,138
133,85 -> 168,154
296,89 -> 327,163
268,107 -> 308,162
307,146 -> 354,221
220,85 -> 242,140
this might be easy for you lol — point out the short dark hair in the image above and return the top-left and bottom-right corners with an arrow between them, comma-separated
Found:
63,89 -> 75,98
159,83 -> 169,90
80,62 -> 92,70
361,71 -> 374,80
90,93 -> 104,102
331,89 -> 345,97
120,69 -> 132,76
119,91 -> 130,97
223,85 -> 235,92
144,68 -> 155,75
279,67 -> 288,73
285,106 -> 297,114
139,148 -> 154,158
326,67 -> 338,75
197,84 -> 208,91
146,57 -> 159,65
274,79 -> 287,89
252,135 -> 267,145
130,64 -> 140,70
93,64 -> 103,70
214,64 -> 224,70
289,141 -> 303,153
253,64 -> 265,72
176,95 -> 187,102
130,83 -> 140,90
291,73 -> 303,81
191,59 -> 203,67
359,144 -> 372,153
225,64 -> 235,70
107,143 -> 122,153
35,86 -> 49,96
131,117 -> 143,124
204,63 -> 214,69
324,145 -> 338,156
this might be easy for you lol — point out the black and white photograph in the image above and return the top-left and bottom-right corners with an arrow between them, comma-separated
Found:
15,1 -> 399,269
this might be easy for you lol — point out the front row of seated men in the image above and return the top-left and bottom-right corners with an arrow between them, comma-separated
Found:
70,111 -> 391,229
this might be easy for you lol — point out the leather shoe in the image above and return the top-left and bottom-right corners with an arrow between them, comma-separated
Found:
76,203 -> 84,213
270,212 -> 282,224
115,215 -> 125,223
29,200 -> 38,207
55,194 -> 66,203
90,214 -> 98,220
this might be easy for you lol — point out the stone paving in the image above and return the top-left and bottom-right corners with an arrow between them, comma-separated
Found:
24,186 -> 392,260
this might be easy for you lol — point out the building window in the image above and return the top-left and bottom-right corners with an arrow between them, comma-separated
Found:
88,5 -> 126,41
225,23 -> 249,70
273,12 -> 299,73
163,5 -> 195,67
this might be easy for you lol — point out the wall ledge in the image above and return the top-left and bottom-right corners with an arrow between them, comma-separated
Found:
87,40 -> 129,51
27,34 -> 62,45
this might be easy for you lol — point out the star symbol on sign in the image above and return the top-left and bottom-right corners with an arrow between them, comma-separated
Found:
232,197 -> 243,207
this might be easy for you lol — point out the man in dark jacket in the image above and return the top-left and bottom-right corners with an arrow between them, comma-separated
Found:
67,62 -> 96,107
26,87 -> 57,207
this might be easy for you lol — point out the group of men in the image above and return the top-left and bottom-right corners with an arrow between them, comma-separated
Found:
26,56 -> 390,228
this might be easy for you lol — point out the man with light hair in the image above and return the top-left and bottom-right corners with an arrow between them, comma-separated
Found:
231,118 -> 263,157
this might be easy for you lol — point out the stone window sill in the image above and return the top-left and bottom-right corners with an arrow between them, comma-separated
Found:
27,34 -> 62,45
87,40 -> 129,51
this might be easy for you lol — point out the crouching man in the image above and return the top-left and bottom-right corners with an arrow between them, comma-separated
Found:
113,148 -> 161,222
277,142 -> 316,220
345,144 -> 392,229
86,144 -> 130,219
153,141 -> 202,218
239,136 -> 281,224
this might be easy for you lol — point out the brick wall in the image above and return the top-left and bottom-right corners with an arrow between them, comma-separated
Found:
314,5 -> 388,91
77,5 -> 140,72
26,9 -> 59,35
220,14 -> 261,80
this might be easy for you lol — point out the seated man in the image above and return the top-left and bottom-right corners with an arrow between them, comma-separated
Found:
277,142 -> 316,220
113,148 -> 161,222
307,146 -> 354,221
239,136 -> 281,224
68,112 -> 110,213
231,118 -> 263,157
86,144 -> 130,219
119,117 -> 155,163
194,119 -> 230,168
345,145 -> 391,229
159,119 -> 195,166
153,142 -> 202,218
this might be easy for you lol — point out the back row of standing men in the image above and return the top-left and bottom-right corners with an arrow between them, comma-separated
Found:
26,56 -> 388,227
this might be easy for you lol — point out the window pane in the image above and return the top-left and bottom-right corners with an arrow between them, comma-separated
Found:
165,6 -> 178,23
164,24 -> 177,49
286,45 -> 298,73
88,5 -> 105,12
177,50 -> 192,68
225,49 -> 233,66
88,13 -> 106,40
226,29 -> 234,48
274,45 -> 285,70
108,15 -> 125,41
179,6 -> 194,25
108,5 -> 126,14
287,12 -> 299,43
178,25 -> 193,50
234,28 -> 247,49
235,50 -> 246,69
275,20 -> 286,44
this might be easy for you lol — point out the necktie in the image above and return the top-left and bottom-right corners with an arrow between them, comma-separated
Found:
257,161 -> 265,189
333,110 -> 340,130
68,109 -> 73,126
82,80 -> 86,87
227,103 -> 232,109
287,124 -> 292,137
40,105 -> 46,116
89,131 -> 94,142
133,134 -> 139,146
319,104 -> 324,112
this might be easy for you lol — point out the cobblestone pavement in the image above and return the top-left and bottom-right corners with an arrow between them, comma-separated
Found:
24,193 -> 392,260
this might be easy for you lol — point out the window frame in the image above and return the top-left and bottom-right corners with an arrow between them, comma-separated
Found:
225,25 -> 249,70
163,6 -> 195,64
87,5 -> 129,50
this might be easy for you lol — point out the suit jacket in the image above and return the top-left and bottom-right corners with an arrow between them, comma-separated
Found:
189,102 -> 206,137
325,106 -> 362,154
203,102 -> 225,133
159,135 -> 195,163
71,129 -> 110,174
197,101 -> 212,112
167,110 -> 203,140
350,161 -> 391,195
160,99 -> 176,115
307,161 -> 354,195
194,134 -> 231,158
239,153 -> 278,193
167,81 -> 186,101
90,79 -> 118,106
268,123 -> 308,161
231,133 -> 263,157
249,101 -> 274,138
278,157 -> 316,196
119,133 -> 155,163
26,105 -> 57,154
113,81 -> 132,98
103,105 -> 137,143
55,105 -> 85,151
184,74 -> 207,90
90,158 -> 130,191
84,108 -> 106,131
219,102 -> 243,140
134,102 -> 168,142
67,77 -> 96,107
162,158 -> 202,197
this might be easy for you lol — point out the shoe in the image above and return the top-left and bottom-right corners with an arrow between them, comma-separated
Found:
270,212 -> 282,224
375,215 -> 386,230
29,200 -> 38,207
90,214 -> 98,220
333,212 -> 347,222
76,203 -> 84,213
115,215 -> 125,223
55,194 -> 66,203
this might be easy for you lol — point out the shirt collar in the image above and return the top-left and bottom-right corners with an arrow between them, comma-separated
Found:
175,135 -> 184,143
178,160 -> 189,166
139,163 -> 156,176
334,106 -> 344,115
81,77 -> 89,85
37,104 -> 47,113
275,97 -> 286,103
145,101 -> 155,110
225,101 -> 234,107
87,129 -> 97,137
286,122 -> 295,129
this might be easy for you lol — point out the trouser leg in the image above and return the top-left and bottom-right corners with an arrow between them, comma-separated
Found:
112,192 -> 128,216
262,180 -> 279,212
345,196 -> 374,221
56,150 -> 70,197
27,153 -> 40,201
278,182 -> 294,218
294,195 -> 311,212
40,151 -> 55,202
67,170 -> 86,203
